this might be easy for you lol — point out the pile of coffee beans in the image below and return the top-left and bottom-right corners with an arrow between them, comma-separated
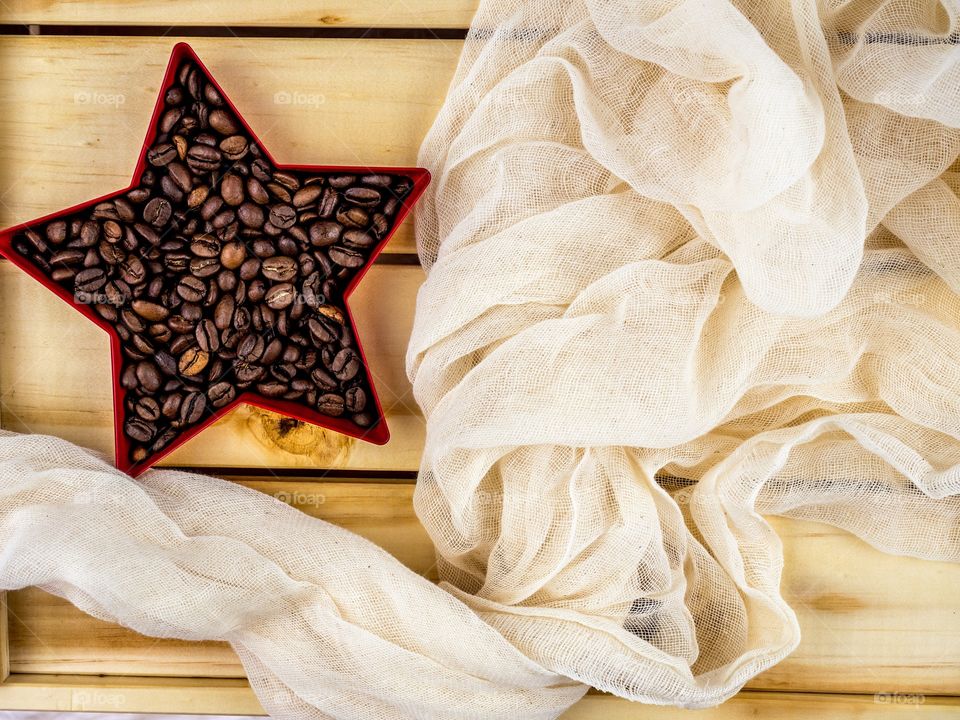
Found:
9,59 -> 413,465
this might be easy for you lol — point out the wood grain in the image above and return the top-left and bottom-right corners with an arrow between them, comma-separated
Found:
0,262 -> 426,471
0,677 -> 954,719
0,1 -> 479,28
0,36 -> 463,253
6,482 -> 960,696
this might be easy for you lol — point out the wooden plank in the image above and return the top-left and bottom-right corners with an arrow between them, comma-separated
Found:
6,481 -> 960,695
0,36 -> 462,253
0,262 -> 426,471
0,2 -> 479,29
0,676 -> 953,719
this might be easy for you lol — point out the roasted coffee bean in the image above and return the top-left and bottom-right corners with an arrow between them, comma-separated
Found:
190,233 -> 220,258
136,361 -> 162,393
125,418 -> 154,443
120,256 -> 146,285
180,390 -> 206,424
75,267 -> 107,293
186,143 -> 222,172
318,187 -> 338,217
308,315 -> 339,344
208,381 -> 236,408
177,275 -> 206,302
164,163 -> 191,194
329,245 -> 365,268
220,135 -> 248,160
262,255 -> 297,282
187,185 -> 210,208
352,411 -> 374,427
195,319 -> 220,352
309,221 -> 341,247
148,143 -> 177,166
345,386 -> 367,413
292,184 -> 323,207
238,333 -> 265,362
179,347 -> 209,376
343,229 -> 375,248
238,202 -> 264,228
268,204 -> 296,229
144,197 -> 173,227
264,282 -> 295,309
337,206 -> 368,228
214,294 -> 235,329
132,299 -> 169,322
209,108 -> 240,135
317,393 -> 345,416
135,396 -> 162,422
330,348 -> 361,381
190,257 -> 220,278
181,302 -> 202,322
344,187 -> 381,206
256,381 -> 288,398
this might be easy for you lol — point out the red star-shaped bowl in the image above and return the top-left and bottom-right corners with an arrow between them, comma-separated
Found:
0,43 -> 429,477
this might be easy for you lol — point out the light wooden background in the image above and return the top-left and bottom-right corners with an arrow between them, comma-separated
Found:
0,3 -> 958,718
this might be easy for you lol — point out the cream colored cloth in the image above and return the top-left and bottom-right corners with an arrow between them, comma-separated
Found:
409,0 -> 960,707
1,1 -> 959,718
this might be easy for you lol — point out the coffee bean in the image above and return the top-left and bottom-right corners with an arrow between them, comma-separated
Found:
187,144 -> 222,173
343,229 -> 375,248
125,418 -> 155,443
180,390 -> 207,424
264,282 -> 296,309
238,333 -> 266,362
330,348 -> 360,381
136,361 -> 162,393
144,197 -> 173,227
220,135 -> 248,160
309,221 -> 341,247
317,393 -> 345,416
208,381 -> 236,408
75,267 -> 107,293
179,347 -> 209,376
190,233 -> 220,258
132,299 -> 170,322
135,396 -> 162,422
190,257 -> 220,278
209,108 -> 240,135
268,204 -> 296,229
262,255 -> 297,282
148,143 -> 177,166
167,162 -> 193,192
345,386 -> 367,413
187,185 -> 210,208
256,381 -> 288,398
195,319 -> 220,352
344,187 -> 381,206
292,184 -> 323,207
329,245 -> 365,268
177,275 -> 206,302
238,202 -> 264,228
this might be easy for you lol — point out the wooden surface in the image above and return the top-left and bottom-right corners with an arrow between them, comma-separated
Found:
6,495 -> 960,695
0,36 -> 464,254
0,1 -> 479,28
0,16 -> 957,720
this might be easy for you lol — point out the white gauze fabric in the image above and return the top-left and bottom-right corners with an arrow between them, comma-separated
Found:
0,0 -> 959,718
408,0 -> 960,708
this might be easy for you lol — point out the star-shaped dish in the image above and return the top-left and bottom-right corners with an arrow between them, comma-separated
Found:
0,43 -> 429,477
